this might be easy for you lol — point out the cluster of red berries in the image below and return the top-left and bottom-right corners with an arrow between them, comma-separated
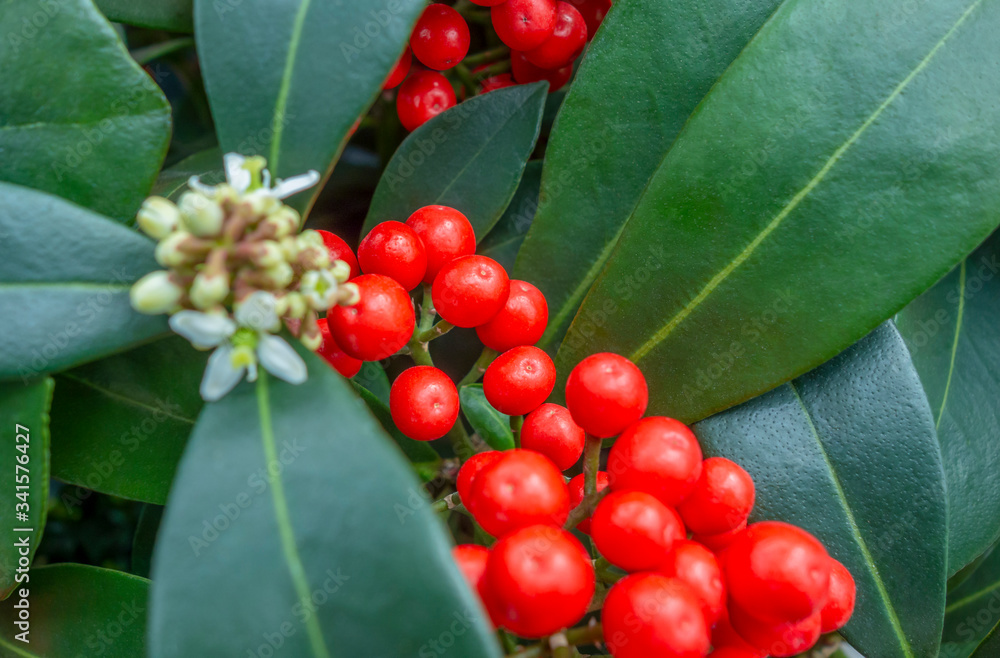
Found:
448,353 -> 855,657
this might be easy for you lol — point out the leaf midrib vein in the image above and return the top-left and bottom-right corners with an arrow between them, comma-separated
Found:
945,576 -> 1000,613
937,259 -> 967,428
268,0 -> 314,174
56,371 -> 197,425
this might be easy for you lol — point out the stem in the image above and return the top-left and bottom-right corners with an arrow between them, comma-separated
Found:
418,284 -> 436,332
510,415 -> 523,449
564,487 -> 609,530
415,320 -> 454,343
453,62 -> 479,97
459,347 -> 498,387
507,624 -> 603,658
478,59 -> 512,78
583,434 -> 602,496
131,37 -> 195,65
446,422 -> 477,463
407,336 -> 435,367
430,492 -> 463,514
594,557 -> 623,585
464,45 -> 511,67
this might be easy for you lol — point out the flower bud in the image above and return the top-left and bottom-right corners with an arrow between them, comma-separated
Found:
279,236 -> 300,261
255,240 -> 285,268
330,260 -> 351,283
299,269 -> 338,311
130,271 -> 182,314
265,262 -> 294,289
297,230 -> 323,249
263,207 -> 299,238
179,192 -> 225,237
155,231 -> 197,267
245,190 -> 282,218
297,246 -> 331,271
190,271 -> 231,310
285,292 -> 307,320
300,313 -> 322,351
338,282 -> 361,306
137,196 -> 180,239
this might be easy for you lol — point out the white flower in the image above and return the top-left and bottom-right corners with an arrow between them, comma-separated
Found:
178,191 -> 224,236
299,269 -> 340,310
188,153 -> 320,201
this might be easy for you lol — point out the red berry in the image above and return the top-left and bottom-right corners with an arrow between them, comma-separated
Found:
480,73 -> 517,93
565,0 -> 611,38
410,4 -> 470,71
405,205 -> 476,284
695,520 -> 747,554
723,521 -> 831,624
358,221 -> 428,291
525,2 -> 587,70
456,451 -> 503,514
452,544 -> 501,624
483,346 -> 556,416
485,525 -> 594,637
492,0 -> 558,51
709,649 -> 768,658
728,606 -> 822,658
603,574 -> 711,658
469,0 -> 505,5
397,71 -> 456,131
677,457 -> 755,536
565,353 -> 647,438
469,449 -> 570,537
712,617 -> 768,658
820,559 -> 856,632
432,255 -> 510,328
475,280 -> 548,352
567,471 -> 608,534
327,274 -> 415,361
591,490 -> 684,573
511,50 -> 573,91
390,366 -> 459,441
520,403 -> 585,470
658,540 -> 725,625
384,47 -> 412,89
316,318 -> 362,378
607,417 -> 703,505
316,230 -> 359,280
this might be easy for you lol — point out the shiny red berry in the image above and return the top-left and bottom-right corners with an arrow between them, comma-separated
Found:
591,490 -> 684,572
564,353 -> 647,438
603,574 -> 711,658
456,451 -> 503,514
525,2 -> 587,70
432,255 -> 510,328
607,417 -> 703,506
565,0 -> 611,38
384,47 -> 412,89
328,274 -> 415,361
567,470 -> 608,534
316,230 -> 359,280
485,525 -> 594,638
511,50 -> 573,91
405,205 -> 476,284
452,544 -> 501,625
316,318 -> 362,378
709,648 -> 768,658
695,519 -> 747,554
480,73 -> 517,93
492,0 -> 558,51
711,618 -> 769,658
520,403 -> 585,470
677,457 -> 755,535
658,540 -> 726,625
469,449 -> 570,537
483,346 -> 556,416
411,4 -> 470,70
389,366 -> 459,441
469,0 -> 505,5
475,280 -> 548,352
397,71 -> 456,131
728,606 -> 822,658
819,559 -> 856,632
358,220 -> 428,291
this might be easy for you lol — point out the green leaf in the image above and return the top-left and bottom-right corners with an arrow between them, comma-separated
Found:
95,0 -> 193,32
132,504 -> 164,579
0,379 -> 52,600
556,0 -> 1000,424
0,0 -> 171,222
0,183 -> 167,380
514,0 -> 784,349
151,148 -> 224,201
942,540 -> 1000,657
460,384 -> 514,451
479,161 -> 542,273
352,361 -> 390,405
353,382 -> 441,469
194,0 -> 424,214
971,623 -> 1000,657
49,337 -> 205,505
693,323 -> 948,658
363,83 -> 548,240
896,229 -> 1000,574
149,349 -> 499,657
0,564 -> 148,654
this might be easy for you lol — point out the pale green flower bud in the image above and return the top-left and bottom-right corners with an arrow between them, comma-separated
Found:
300,314 -> 322,351
298,246 -> 331,270
299,270 -> 338,311
264,207 -> 299,238
245,189 -> 281,217
285,292 -> 307,319
266,262 -> 294,288
137,196 -> 180,239
190,271 -> 230,310
179,192 -> 224,237
130,271 -> 182,314
255,240 -> 285,268
330,260 -> 351,284
338,282 -> 361,306
279,236 -> 300,261
297,230 -> 323,249
155,231 -> 196,267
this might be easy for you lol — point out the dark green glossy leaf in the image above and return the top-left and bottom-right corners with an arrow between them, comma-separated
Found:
0,0 -> 171,222
0,379 -> 52,600
971,623 -> 1000,657
896,229 -> 1000,574
132,504 -> 164,579
514,0 -> 783,349
558,0 -> 1000,424
352,361 -> 390,405
694,324 -> 947,658
0,183 -> 167,380
50,337 -> 205,505
149,348 -> 499,657
942,540 -> 1000,657
460,384 -> 514,451
95,0 -> 193,32
0,564 -> 148,655
353,382 -> 441,469
151,148 -> 224,201
363,83 -> 548,240
195,0 -> 424,214
479,161 -> 542,273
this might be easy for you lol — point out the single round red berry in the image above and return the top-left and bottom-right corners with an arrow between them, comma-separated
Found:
723,521 -> 832,624
728,606 -> 822,658
525,2 -> 587,70
820,559 -> 855,632
567,471 -> 608,534
328,274 -> 415,361
492,0 -> 558,51
397,71 -> 456,131
485,525 -> 594,638
316,230 -> 359,280
432,255 -> 510,328
565,0 -> 611,38
480,73 -> 517,93
607,417 -> 703,506
358,220 -> 428,291
410,4 -> 470,70
520,403 -> 585,470
712,617 -> 768,658
390,366 -> 459,441
405,205 -> 476,284
316,318 -> 362,378
677,457 -> 755,536
658,540 -> 726,625
475,280 -> 548,352
603,574 -> 711,658
591,490 -> 685,573
456,450 -> 503,514
452,544 -> 501,625
511,50 -> 573,91
384,46 -> 412,89
695,519 -> 747,554
483,346 -> 556,416
469,449 -> 570,537
565,353 -> 648,438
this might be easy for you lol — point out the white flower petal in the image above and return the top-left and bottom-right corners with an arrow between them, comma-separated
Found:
224,153 -> 252,193
257,334 -> 307,385
235,291 -> 281,332
200,344 -> 246,401
270,170 -> 320,199
169,311 -> 235,349
187,175 -> 217,196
